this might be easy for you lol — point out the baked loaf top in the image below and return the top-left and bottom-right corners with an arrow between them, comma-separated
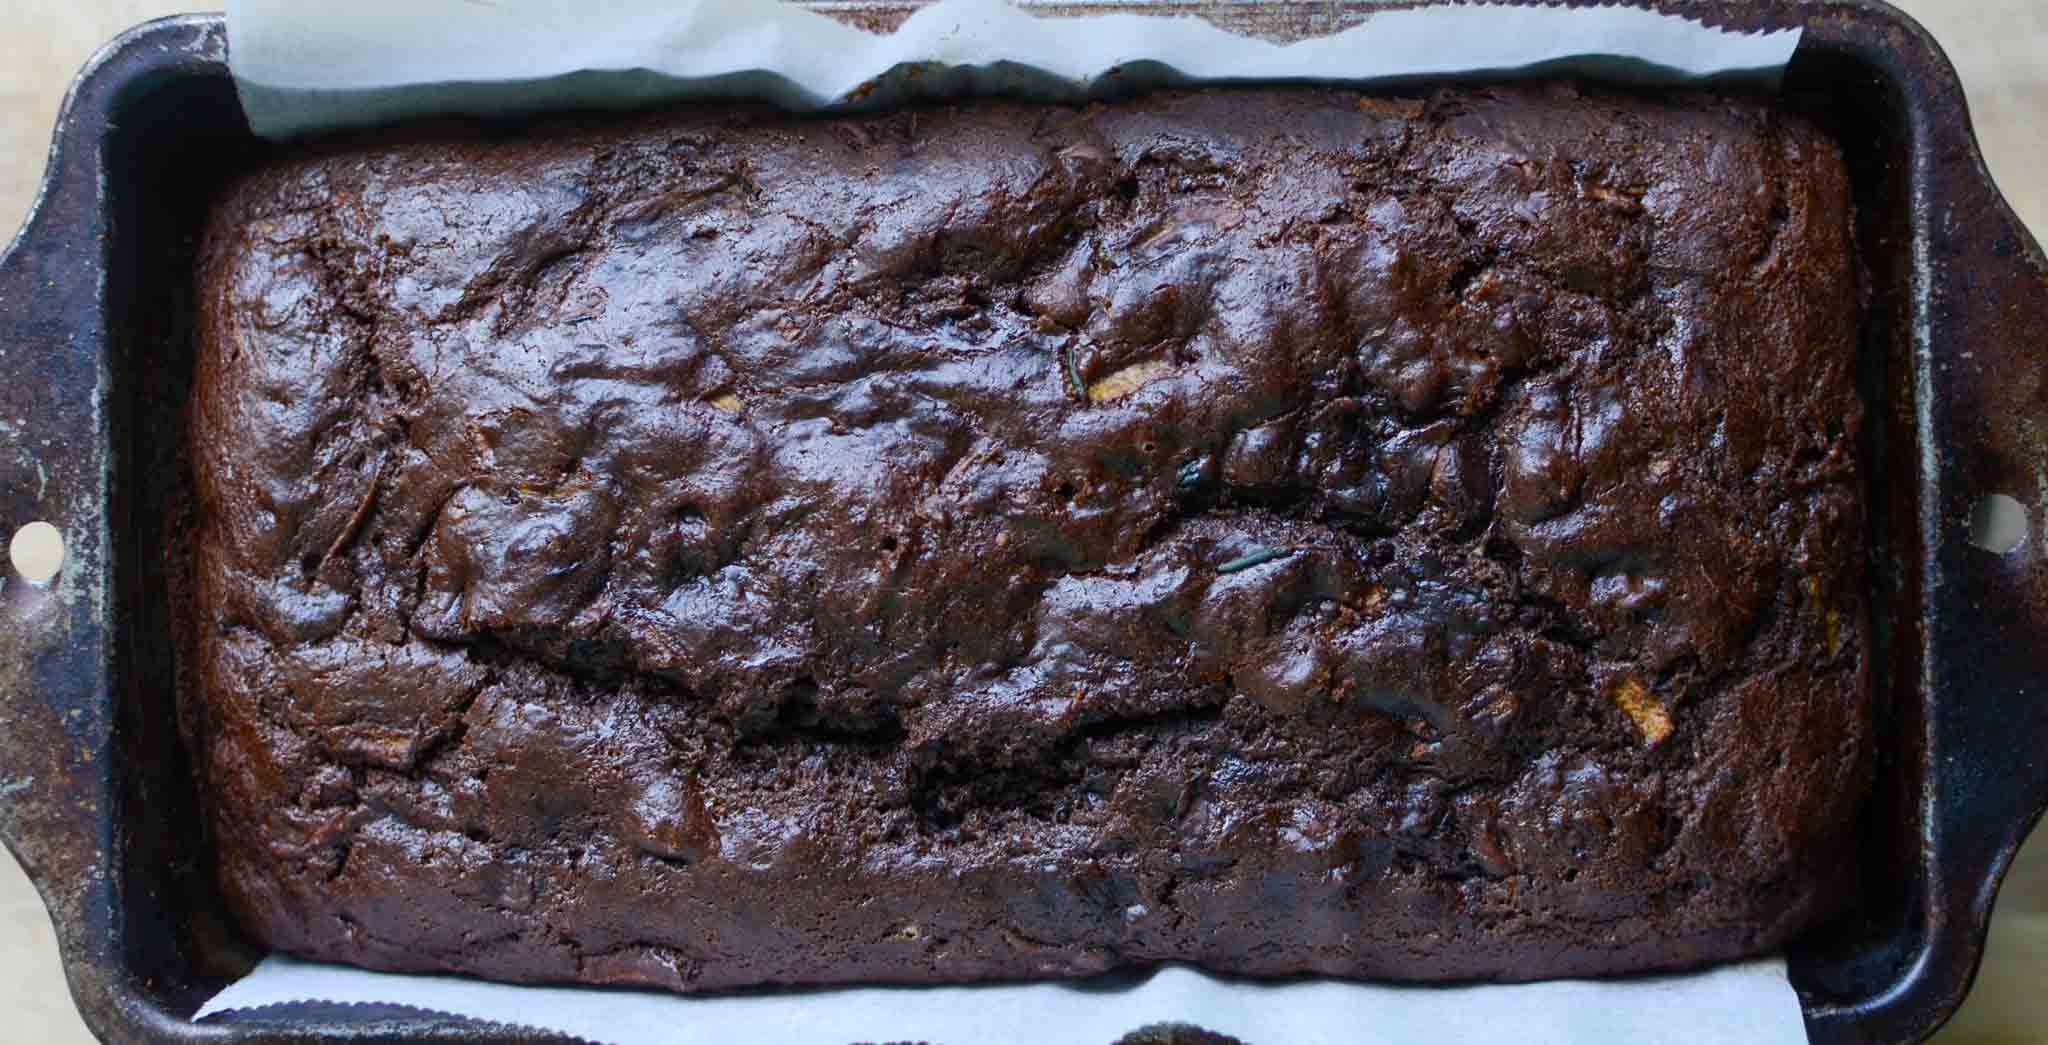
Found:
191,84 -> 1869,991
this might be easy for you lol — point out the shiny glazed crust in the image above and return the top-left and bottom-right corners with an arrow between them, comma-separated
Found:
189,84 -> 1870,991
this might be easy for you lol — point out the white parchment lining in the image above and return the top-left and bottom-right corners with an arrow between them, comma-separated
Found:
201,955 -> 1808,1045
229,0 -> 1799,139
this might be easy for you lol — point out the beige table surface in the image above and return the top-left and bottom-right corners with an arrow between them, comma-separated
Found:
4,2 -> 2045,1041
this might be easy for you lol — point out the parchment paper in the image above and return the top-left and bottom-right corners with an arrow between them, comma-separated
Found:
205,2 -> 1811,1041
199,956 -> 1808,1045
227,0 -> 1800,138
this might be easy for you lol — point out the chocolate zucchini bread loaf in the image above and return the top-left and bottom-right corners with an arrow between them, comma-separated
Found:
190,84 -> 1869,991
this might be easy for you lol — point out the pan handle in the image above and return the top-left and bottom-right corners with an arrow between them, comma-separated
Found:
0,19 -> 131,1042
1890,188 -> 2048,1033
1793,4 -> 2048,1042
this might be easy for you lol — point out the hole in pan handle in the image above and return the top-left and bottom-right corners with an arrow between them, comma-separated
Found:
7,520 -> 64,585
1967,493 -> 2030,556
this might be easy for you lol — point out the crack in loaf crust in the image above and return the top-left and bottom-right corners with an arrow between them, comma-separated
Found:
190,84 -> 1869,991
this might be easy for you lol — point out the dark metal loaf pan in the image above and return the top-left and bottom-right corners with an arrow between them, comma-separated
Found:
1,2 -> 2043,1042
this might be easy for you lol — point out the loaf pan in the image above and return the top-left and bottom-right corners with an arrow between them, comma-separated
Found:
2,2 -> 2044,1042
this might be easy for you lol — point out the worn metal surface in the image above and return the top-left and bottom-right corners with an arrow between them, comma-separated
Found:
0,3 -> 2041,1043
0,14 -> 174,1044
